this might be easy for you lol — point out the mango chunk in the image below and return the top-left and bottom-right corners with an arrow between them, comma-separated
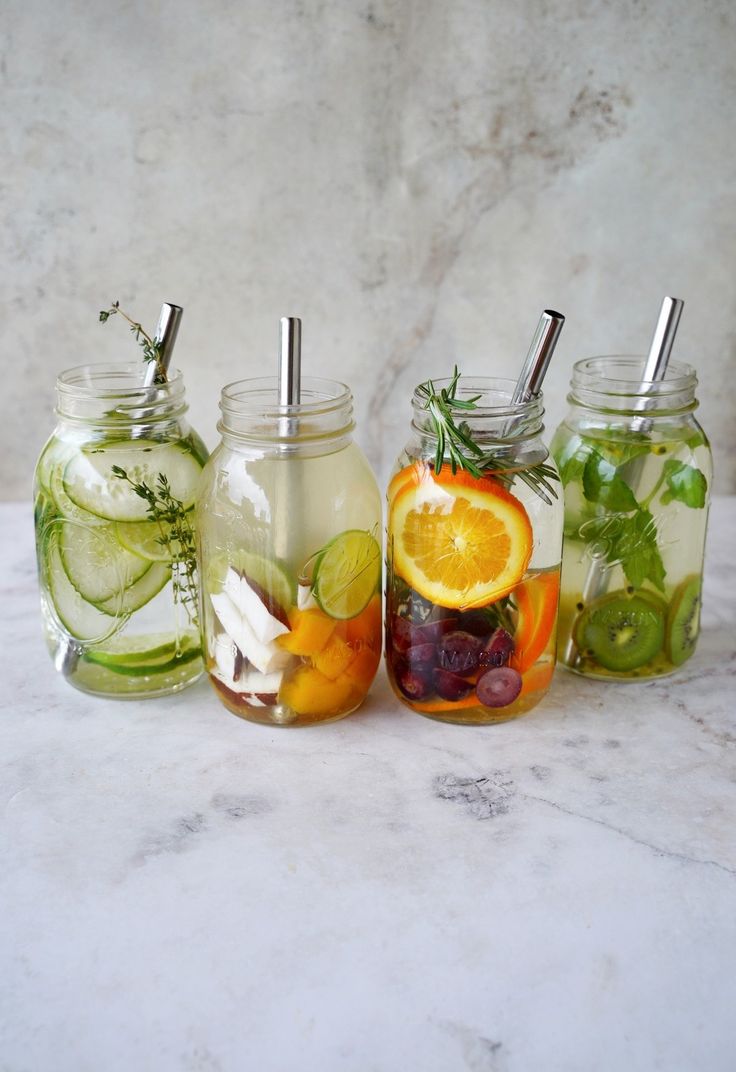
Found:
277,608 -> 336,656
280,665 -> 355,716
313,634 -> 355,681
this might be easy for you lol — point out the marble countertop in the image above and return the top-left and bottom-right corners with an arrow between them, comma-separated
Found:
2,499 -> 735,1072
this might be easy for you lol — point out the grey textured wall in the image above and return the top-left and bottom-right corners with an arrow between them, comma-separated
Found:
3,0 -> 735,497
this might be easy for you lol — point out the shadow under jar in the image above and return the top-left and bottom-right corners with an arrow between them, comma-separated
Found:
551,357 -> 712,680
33,363 -> 209,696
386,378 -> 564,725
197,377 -> 382,726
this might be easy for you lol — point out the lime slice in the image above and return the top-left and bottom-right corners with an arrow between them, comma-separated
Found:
206,550 -> 295,608
312,530 -> 381,620
83,633 -> 201,676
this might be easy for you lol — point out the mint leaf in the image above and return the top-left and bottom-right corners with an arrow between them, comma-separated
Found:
609,508 -> 666,592
660,460 -> 707,508
582,451 -> 639,511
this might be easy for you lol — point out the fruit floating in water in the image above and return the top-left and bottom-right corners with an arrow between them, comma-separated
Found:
666,575 -> 701,666
574,590 -> 666,672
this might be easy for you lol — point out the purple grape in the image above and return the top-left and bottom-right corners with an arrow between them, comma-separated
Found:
478,628 -> 515,669
476,667 -> 523,708
391,615 -> 457,653
433,668 -> 473,701
396,668 -> 433,700
406,642 -> 437,669
437,631 -> 482,676
457,609 -> 497,638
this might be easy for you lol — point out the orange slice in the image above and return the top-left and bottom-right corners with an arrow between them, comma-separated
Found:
510,570 -> 560,673
390,468 -> 533,609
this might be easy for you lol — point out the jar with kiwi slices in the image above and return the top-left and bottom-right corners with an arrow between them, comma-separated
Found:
196,332 -> 382,726
551,357 -> 711,679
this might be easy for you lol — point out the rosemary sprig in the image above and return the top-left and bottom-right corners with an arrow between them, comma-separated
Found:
111,466 -> 199,627
419,366 -> 560,504
99,301 -> 163,373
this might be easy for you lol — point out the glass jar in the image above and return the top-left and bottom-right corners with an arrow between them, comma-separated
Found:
386,377 -> 563,724
551,357 -> 712,680
197,377 -> 382,727
33,363 -> 209,696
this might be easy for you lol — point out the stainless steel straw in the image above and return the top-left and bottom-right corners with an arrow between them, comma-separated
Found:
512,310 -> 566,403
143,302 -> 183,386
275,317 -> 302,559
563,296 -> 685,667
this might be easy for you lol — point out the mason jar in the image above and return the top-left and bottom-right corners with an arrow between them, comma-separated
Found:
33,363 -> 209,696
551,357 -> 712,679
197,377 -> 382,726
386,377 -> 563,724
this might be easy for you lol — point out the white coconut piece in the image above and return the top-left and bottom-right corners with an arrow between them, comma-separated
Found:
213,633 -> 238,682
223,568 -> 290,645
211,591 -> 292,675
297,582 -> 318,611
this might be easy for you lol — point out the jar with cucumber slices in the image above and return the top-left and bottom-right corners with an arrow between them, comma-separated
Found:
551,357 -> 712,679
34,363 -> 208,696
197,377 -> 382,726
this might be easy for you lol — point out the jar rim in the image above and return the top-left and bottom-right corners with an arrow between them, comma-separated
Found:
220,376 -> 352,418
56,362 -> 185,398
571,356 -> 697,397
413,375 -> 545,421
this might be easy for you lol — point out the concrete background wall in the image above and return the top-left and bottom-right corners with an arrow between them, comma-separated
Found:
2,0 -> 735,497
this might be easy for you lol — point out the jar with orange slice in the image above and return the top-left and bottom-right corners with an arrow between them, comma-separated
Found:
386,370 -> 563,724
197,322 -> 382,726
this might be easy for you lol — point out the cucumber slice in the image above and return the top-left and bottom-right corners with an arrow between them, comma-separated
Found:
45,540 -> 119,643
206,550 -> 295,607
83,632 -> 200,676
49,464 -> 106,526
62,440 -> 203,522
97,562 -> 170,615
115,517 -> 185,562
60,522 -> 151,604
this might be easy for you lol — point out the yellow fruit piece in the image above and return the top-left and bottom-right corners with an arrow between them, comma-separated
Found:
391,468 -> 533,609
344,645 -> 381,690
313,633 -> 355,681
344,593 -> 382,649
277,608 -> 335,655
280,665 -> 355,716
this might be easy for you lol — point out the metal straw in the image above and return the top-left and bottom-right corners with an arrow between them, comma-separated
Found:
563,295 -> 685,668
279,317 -> 301,406
512,309 -> 566,403
275,317 -> 302,560
143,302 -> 183,387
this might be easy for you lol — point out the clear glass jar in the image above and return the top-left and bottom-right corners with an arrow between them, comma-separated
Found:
33,363 -> 209,696
386,377 -> 563,724
551,357 -> 712,680
197,377 -> 382,727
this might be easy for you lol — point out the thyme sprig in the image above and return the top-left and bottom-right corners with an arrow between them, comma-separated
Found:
418,365 -> 560,505
99,301 -> 163,373
111,466 -> 199,627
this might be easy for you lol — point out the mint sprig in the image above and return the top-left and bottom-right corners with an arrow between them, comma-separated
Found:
575,444 -> 707,593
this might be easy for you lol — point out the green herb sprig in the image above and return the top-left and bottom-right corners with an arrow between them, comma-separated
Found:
111,466 -> 199,626
99,301 -> 163,374
418,366 -> 560,505
560,440 -> 708,592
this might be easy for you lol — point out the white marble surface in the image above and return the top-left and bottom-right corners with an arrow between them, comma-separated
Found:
1,498 -> 735,1071
2,0 -> 736,499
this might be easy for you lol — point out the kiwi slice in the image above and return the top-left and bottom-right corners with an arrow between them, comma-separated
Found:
575,590 -> 665,672
666,575 -> 701,666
